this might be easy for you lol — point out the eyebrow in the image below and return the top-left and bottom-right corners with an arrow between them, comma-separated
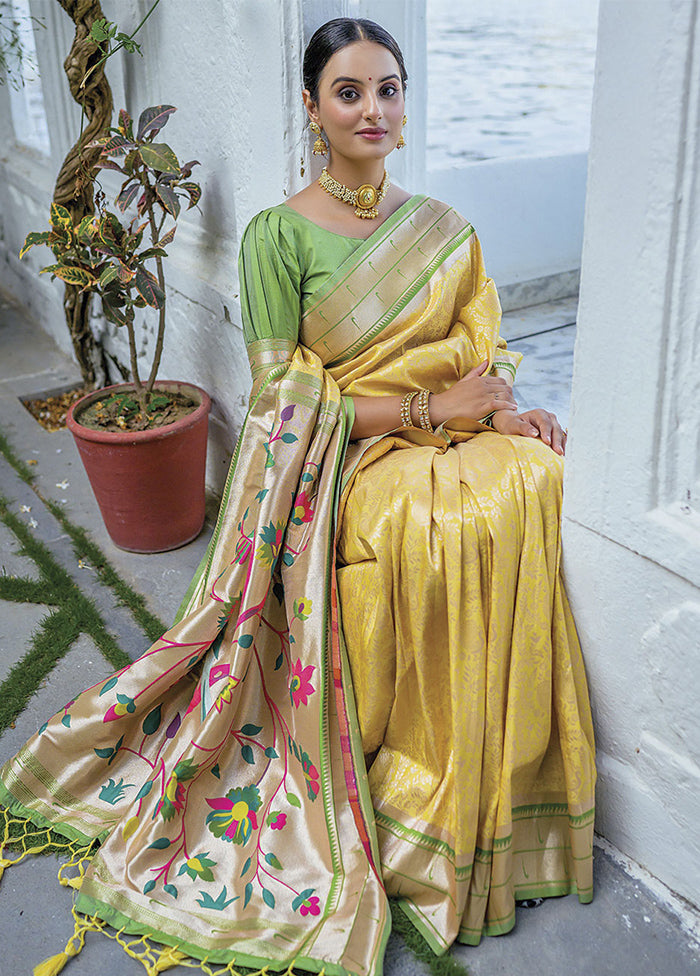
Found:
331,74 -> 401,87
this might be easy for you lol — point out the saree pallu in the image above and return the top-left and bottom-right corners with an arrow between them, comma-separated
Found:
0,195 -> 595,975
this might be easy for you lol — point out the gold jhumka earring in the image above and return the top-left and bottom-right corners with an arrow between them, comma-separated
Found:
309,120 -> 327,156
396,115 -> 407,150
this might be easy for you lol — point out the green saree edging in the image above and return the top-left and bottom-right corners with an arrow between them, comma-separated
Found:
172,360 -> 291,625
74,890 -> 353,976
0,781 -> 97,848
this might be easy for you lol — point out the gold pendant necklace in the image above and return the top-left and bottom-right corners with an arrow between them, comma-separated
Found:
318,167 -> 390,219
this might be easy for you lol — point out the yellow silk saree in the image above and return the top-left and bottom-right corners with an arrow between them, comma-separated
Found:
0,195 -> 595,975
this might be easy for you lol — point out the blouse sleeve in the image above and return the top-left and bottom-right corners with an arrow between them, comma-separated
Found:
238,209 -> 303,347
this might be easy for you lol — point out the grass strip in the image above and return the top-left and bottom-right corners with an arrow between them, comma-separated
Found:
0,576 -> 52,603
0,425 -> 167,642
0,427 -> 35,484
43,497 -> 167,642
0,609 -> 77,731
0,493 -> 130,733
390,902 -> 471,976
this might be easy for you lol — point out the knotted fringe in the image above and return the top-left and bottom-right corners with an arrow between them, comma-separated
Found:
33,907 -> 100,975
0,805 -> 97,886
3,808 -> 327,976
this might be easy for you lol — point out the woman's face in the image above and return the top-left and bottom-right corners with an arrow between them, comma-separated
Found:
306,40 -> 405,167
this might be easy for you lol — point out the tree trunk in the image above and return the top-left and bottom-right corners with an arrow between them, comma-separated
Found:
54,0 -> 114,387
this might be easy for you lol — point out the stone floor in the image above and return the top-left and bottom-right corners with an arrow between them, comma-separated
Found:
0,293 -> 698,975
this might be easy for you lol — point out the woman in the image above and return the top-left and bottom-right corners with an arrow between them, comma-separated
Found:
0,18 -> 595,976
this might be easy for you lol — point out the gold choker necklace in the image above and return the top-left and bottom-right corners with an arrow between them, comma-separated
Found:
318,167 -> 389,219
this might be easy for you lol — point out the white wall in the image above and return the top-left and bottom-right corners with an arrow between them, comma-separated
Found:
563,0 -> 700,909
0,0 -> 308,492
428,153 -> 587,309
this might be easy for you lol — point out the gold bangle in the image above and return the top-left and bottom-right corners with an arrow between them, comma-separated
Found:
416,388 -> 434,433
400,391 -> 418,428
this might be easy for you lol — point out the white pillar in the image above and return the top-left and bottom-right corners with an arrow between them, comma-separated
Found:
563,0 -> 700,907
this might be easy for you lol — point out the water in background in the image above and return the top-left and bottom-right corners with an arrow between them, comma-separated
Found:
427,0 -> 599,165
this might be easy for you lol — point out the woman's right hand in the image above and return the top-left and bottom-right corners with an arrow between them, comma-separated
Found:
430,360 -> 517,427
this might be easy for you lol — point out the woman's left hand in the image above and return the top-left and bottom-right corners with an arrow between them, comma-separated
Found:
491,408 -> 567,456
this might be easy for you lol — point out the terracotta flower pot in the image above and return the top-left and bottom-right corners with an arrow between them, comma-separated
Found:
67,381 -> 211,553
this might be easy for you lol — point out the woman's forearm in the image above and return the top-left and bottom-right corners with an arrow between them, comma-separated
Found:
349,395 -> 422,439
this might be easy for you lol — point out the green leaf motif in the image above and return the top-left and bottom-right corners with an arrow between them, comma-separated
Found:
243,882 -> 253,908
148,837 -> 172,850
237,634 -> 254,649
164,883 -> 178,899
99,777 -> 134,805
173,758 -> 199,781
135,780 -> 153,800
139,142 -> 180,174
195,886 -> 239,911
241,723 -> 262,735
264,747 -> 278,759
142,705 -> 162,735
262,887 -> 275,909
211,763 -> 220,779
241,856 -> 251,878
61,714 -> 71,728
280,432 -> 298,444
241,745 -> 255,765
291,887 -> 315,912
143,879 -> 156,895
264,852 -> 283,870
274,652 -> 284,671
100,674 -> 119,696
286,792 -> 301,809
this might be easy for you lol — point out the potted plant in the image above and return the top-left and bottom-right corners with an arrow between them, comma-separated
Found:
20,105 -> 211,553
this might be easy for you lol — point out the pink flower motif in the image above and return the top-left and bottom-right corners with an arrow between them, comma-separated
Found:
289,658 -> 315,708
267,811 -> 287,830
291,491 -> 315,526
300,895 -> 321,917
205,785 -> 261,845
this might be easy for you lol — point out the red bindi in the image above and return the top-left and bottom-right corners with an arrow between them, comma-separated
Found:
368,77 -> 372,81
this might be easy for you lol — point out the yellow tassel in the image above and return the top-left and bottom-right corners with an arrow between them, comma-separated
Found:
33,908 -> 96,975
151,945 -> 189,973
33,949 -> 75,976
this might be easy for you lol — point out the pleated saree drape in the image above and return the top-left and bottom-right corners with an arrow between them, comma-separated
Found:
0,195 -> 595,975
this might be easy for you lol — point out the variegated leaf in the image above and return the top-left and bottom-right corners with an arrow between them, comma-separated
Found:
116,182 -> 140,213
155,182 -> 180,219
118,109 -> 133,140
180,181 -> 202,209
139,142 -> 180,174
135,267 -> 165,308
49,202 -> 72,231
99,264 -> 120,288
156,226 -> 176,248
136,105 -> 176,142
19,231 -> 50,260
41,265 -> 96,289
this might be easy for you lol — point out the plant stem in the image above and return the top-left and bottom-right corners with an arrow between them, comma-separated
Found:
145,201 -> 167,396
80,0 -> 162,91
125,308 -> 147,418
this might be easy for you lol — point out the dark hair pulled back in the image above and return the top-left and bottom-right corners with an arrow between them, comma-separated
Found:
303,18 -> 408,103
